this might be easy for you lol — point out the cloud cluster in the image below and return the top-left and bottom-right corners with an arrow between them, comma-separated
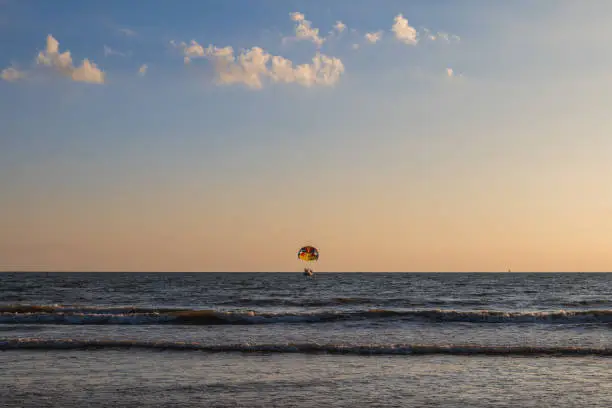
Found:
279,12 -> 449,50
1,11 -> 459,88
1,35 -> 109,84
36,35 -> 105,84
167,11 -> 462,90
347,14 -> 459,49
172,40 -> 344,89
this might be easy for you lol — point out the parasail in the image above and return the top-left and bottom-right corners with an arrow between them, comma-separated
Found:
297,246 -> 319,262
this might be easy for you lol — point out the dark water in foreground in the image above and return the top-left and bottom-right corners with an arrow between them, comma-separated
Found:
1,272 -> 611,407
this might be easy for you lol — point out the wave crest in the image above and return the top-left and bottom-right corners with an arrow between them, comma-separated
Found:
1,338 -> 611,356
2,305 -> 612,325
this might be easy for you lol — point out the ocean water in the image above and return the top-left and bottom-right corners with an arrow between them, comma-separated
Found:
0,272 -> 611,407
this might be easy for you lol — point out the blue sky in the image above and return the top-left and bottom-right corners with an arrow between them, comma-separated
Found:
2,1 -> 612,272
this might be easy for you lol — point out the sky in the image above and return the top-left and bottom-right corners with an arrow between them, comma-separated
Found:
2,0 -> 612,272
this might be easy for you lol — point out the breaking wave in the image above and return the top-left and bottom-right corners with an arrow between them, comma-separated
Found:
1,338 -> 611,356
1,304 -> 612,325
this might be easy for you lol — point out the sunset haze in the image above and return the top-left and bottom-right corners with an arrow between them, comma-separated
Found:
2,0 -> 612,272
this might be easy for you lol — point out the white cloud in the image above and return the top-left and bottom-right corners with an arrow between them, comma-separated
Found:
204,45 -> 234,59
290,12 -> 305,21
1,67 -> 25,81
138,64 -> 148,76
172,40 -> 234,64
268,52 -> 344,87
172,40 -> 207,64
210,46 -> 270,89
71,60 -> 105,83
392,14 -> 417,45
364,31 -> 383,44
36,35 -> 105,84
173,39 -> 344,90
334,21 -> 346,33
352,44 -> 360,50
284,11 -> 325,47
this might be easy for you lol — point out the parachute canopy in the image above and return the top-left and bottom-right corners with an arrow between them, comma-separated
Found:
298,246 -> 319,262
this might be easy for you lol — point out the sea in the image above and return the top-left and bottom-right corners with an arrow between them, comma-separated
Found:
0,272 -> 611,408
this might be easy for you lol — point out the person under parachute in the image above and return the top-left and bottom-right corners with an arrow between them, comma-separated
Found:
297,245 -> 318,277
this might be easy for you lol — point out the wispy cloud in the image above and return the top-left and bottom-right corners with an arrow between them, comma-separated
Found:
138,64 -> 148,76
104,45 -> 131,57
1,67 -> 25,82
422,28 -> 461,43
446,67 -> 464,79
325,20 -> 347,40
118,28 -> 136,37
36,35 -> 105,84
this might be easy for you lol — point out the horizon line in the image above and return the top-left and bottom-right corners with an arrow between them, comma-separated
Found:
1,271 -> 611,273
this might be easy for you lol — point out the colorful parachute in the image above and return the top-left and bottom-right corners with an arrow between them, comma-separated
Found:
297,246 -> 319,262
